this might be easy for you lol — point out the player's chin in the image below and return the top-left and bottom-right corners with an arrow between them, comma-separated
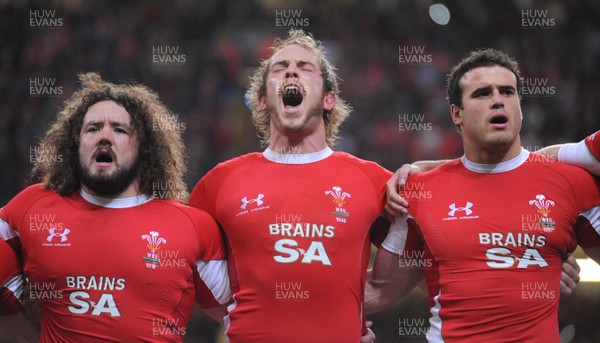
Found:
89,166 -> 117,178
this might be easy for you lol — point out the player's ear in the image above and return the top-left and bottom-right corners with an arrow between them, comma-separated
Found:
259,94 -> 267,111
323,92 -> 335,111
450,104 -> 462,126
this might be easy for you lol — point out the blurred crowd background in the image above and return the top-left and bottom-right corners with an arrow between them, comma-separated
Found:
1,0 -> 599,342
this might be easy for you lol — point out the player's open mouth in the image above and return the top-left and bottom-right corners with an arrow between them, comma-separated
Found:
94,150 -> 114,164
490,114 -> 508,126
282,84 -> 303,109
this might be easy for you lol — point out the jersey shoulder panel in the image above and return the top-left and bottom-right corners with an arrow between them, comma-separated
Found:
331,151 -> 393,187
331,151 -> 392,175
152,200 -> 225,260
403,158 -> 462,214
209,152 -> 264,173
0,184 -> 54,231
331,152 -> 393,214
412,158 -> 462,183
190,153 -> 263,212
531,155 -> 600,205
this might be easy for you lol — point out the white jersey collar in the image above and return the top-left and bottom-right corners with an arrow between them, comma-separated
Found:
80,189 -> 154,208
263,147 -> 333,164
461,148 -> 530,174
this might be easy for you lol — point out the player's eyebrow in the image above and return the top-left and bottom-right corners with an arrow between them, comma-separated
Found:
83,120 -> 132,129
498,85 -> 516,93
469,85 -> 491,98
469,84 -> 516,98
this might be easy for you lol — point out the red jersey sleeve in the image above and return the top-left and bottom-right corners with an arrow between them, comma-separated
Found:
189,176 -> 216,217
0,240 -> 20,286
334,153 -> 393,244
0,184 -> 49,253
561,164 -> 600,248
185,206 -> 231,308
190,156 -> 257,217
353,156 -> 393,214
0,239 -> 23,316
585,130 -> 600,161
0,186 -> 47,316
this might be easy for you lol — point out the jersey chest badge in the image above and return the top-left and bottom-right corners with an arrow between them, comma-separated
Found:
325,186 -> 351,223
142,231 -> 167,269
523,194 -> 556,233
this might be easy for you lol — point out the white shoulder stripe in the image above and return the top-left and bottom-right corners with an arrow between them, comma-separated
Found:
0,219 -> 18,241
581,206 -> 600,236
196,259 -> 231,305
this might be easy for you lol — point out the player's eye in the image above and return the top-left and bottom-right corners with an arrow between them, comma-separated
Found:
271,65 -> 285,73
473,89 -> 490,98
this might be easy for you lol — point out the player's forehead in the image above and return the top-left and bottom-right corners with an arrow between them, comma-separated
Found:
460,65 -> 517,92
269,44 -> 320,68
82,100 -> 132,125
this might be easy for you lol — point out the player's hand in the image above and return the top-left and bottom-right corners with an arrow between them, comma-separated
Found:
560,254 -> 580,296
360,321 -> 376,343
385,164 -> 422,216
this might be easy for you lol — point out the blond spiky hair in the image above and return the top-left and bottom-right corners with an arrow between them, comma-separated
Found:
246,29 -> 352,147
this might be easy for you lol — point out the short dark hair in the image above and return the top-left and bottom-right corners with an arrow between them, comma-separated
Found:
447,48 -> 521,109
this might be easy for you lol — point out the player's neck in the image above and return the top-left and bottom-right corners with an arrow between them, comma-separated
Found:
268,132 -> 327,154
80,180 -> 142,199
463,141 -> 522,164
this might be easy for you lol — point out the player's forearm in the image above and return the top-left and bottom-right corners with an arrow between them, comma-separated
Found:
534,144 -> 561,159
365,272 -> 421,314
365,278 -> 402,314
365,249 -> 422,314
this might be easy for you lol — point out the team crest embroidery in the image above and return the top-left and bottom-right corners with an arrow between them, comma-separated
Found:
528,194 -> 556,233
141,231 -> 167,269
325,186 -> 350,223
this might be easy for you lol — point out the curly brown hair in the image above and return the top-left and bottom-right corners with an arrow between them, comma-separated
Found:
246,29 -> 352,148
32,72 -> 189,202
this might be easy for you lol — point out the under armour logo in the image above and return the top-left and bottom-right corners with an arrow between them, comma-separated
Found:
241,194 -> 265,209
448,202 -> 473,216
47,228 -> 70,243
